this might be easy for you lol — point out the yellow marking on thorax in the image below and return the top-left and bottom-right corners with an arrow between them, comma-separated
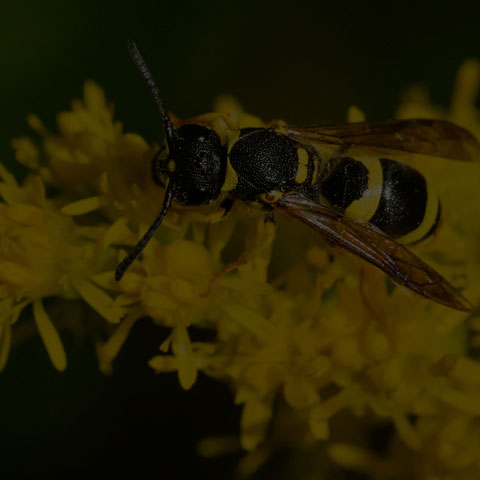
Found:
222,157 -> 239,192
396,178 -> 439,244
221,129 -> 241,192
295,148 -> 309,184
345,154 -> 383,223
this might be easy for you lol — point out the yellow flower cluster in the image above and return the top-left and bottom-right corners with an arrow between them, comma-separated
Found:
3,62 -> 480,478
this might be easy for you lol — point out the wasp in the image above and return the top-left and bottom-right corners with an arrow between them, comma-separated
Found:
116,40 -> 480,312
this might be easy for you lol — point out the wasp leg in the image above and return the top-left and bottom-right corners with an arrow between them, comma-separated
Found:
201,197 -> 235,224
257,208 -> 276,255
263,208 -> 275,224
219,197 -> 235,219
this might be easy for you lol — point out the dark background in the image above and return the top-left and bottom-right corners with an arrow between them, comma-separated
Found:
2,1 -> 480,477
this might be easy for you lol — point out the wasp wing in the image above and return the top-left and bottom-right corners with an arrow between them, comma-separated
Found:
277,192 -> 472,311
285,119 -> 480,162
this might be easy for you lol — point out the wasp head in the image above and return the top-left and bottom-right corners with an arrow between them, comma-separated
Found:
155,124 -> 225,205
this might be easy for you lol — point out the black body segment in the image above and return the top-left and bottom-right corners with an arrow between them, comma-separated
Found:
229,128 -> 300,201
321,157 -> 369,209
369,158 -> 428,238
318,154 -> 438,242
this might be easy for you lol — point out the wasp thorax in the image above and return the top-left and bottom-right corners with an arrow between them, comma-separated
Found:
169,124 -> 225,205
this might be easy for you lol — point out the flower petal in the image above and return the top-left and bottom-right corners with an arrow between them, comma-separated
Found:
172,324 -> 197,390
70,276 -> 125,323
61,196 -> 104,215
240,397 -> 273,450
33,299 -> 67,371
97,313 -> 138,373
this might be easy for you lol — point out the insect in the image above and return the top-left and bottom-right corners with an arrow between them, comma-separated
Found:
116,40 -> 480,312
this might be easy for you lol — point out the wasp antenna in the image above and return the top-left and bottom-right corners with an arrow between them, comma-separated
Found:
115,181 -> 174,281
127,39 -> 174,145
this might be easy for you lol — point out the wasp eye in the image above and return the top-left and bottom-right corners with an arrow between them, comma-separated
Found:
198,156 -> 210,172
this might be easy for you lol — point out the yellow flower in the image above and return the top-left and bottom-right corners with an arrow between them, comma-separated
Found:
6,61 -> 480,479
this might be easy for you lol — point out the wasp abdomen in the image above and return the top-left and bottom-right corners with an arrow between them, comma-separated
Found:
320,156 -> 369,209
370,158 -> 440,243
320,156 -> 441,243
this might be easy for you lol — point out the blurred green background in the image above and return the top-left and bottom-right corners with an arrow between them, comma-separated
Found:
1,0 -> 480,477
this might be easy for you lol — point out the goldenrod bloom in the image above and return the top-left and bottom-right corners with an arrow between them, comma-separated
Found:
5,61 -> 480,479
